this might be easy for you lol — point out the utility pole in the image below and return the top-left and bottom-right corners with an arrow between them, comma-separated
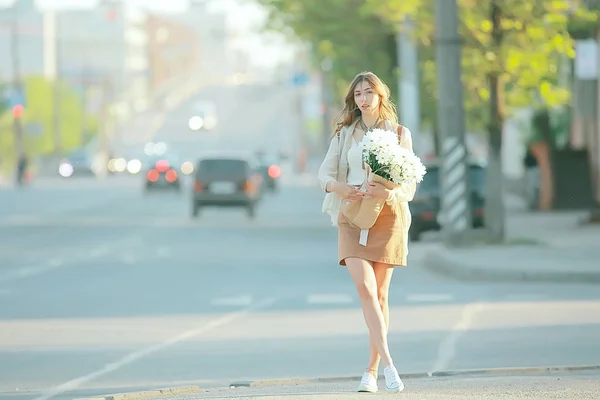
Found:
396,18 -> 420,155
10,3 -> 24,158
53,11 -> 62,156
485,0 -> 506,241
435,0 -> 472,246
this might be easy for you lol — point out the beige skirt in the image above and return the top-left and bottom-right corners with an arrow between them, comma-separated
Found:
338,201 -> 411,267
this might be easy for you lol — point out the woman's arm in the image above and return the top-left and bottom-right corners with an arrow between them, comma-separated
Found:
317,135 -> 340,192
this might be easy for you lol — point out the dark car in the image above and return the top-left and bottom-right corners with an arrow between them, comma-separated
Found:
256,162 -> 281,193
409,161 -> 486,241
191,156 -> 262,218
253,150 -> 282,193
59,150 -> 96,177
144,157 -> 181,192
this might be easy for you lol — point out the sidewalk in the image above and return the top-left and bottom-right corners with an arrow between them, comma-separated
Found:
421,209 -> 600,284
75,367 -> 600,400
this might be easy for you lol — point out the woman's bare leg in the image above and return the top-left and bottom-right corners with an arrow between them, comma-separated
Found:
345,257 -> 394,368
366,263 -> 395,376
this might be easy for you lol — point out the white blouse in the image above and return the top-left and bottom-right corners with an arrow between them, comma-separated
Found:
347,139 -> 366,186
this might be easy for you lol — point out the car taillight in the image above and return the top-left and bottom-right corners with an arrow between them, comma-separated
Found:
268,165 -> 281,179
244,178 -> 256,193
194,180 -> 203,192
420,211 -> 435,221
147,169 -> 159,182
156,160 -> 169,172
165,169 -> 177,182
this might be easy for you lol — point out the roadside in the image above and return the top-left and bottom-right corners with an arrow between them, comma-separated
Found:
69,367 -> 600,400
421,204 -> 600,284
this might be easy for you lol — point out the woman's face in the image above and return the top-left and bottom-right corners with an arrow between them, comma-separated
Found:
354,80 -> 380,115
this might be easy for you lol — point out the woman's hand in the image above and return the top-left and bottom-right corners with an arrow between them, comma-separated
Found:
331,182 -> 363,202
364,182 -> 390,200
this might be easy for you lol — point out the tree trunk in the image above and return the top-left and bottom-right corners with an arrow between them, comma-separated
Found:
484,0 -> 506,242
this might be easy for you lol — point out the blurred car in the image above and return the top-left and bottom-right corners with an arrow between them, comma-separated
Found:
189,101 -> 218,131
144,157 -> 181,192
254,150 -> 281,193
191,155 -> 262,218
256,162 -> 281,192
59,150 -> 96,178
409,161 -> 486,241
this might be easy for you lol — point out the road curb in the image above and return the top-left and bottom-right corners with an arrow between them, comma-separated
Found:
72,366 -> 600,399
228,365 -> 600,388
421,249 -> 600,284
74,385 -> 201,400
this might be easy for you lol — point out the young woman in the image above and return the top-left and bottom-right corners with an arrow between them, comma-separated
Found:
318,71 -> 416,393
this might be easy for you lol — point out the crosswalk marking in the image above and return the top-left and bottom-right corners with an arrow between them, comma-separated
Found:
406,293 -> 454,303
307,293 -> 354,305
208,293 -> 456,308
211,296 -> 254,307
0,218 -> 330,229
503,293 -> 547,301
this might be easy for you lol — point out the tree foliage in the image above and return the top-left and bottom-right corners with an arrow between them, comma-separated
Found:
0,76 -> 98,174
258,0 -> 599,132
258,0 -> 399,99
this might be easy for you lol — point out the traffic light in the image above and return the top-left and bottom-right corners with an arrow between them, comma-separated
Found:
12,104 -> 24,119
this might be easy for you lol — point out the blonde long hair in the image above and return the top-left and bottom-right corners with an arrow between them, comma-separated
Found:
333,71 -> 398,137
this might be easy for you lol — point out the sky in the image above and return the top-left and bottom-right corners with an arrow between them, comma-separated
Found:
0,0 -> 296,68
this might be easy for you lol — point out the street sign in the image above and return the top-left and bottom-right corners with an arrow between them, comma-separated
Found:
291,72 -> 309,87
7,86 -> 26,108
575,39 -> 598,80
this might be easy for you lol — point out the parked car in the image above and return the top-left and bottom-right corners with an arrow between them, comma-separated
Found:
191,155 -> 262,218
409,161 -> 486,241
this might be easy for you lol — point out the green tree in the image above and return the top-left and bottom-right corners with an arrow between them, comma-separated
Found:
366,0 -> 596,242
259,0 -> 598,241
0,75 -> 98,176
0,83 -> 8,116
259,0 -> 398,99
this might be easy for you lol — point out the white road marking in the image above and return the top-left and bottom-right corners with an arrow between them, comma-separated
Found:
211,295 -> 254,307
156,246 -> 171,257
120,254 -> 138,265
48,259 -> 64,267
90,246 -> 108,258
430,302 -> 484,374
307,293 -> 354,305
0,236 -> 141,284
504,293 -> 547,301
31,296 -> 279,400
406,293 -> 454,303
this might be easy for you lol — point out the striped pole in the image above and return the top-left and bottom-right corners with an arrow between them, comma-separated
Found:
435,0 -> 471,244
441,136 -> 471,238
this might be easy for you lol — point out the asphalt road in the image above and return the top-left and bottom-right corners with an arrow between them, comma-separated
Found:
0,174 -> 599,400
1,84 -> 599,400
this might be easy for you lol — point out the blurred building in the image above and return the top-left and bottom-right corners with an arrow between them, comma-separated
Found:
145,13 -> 200,106
56,1 -> 149,115
170,2 -> 230,87
0,0 -> 44,80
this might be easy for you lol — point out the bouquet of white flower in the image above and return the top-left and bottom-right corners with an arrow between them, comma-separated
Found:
359,128 -> 427,185
341,128 -> 426,230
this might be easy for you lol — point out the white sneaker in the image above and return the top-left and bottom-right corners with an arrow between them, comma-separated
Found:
384,365 -> 404,393
357,371 -> 378,393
